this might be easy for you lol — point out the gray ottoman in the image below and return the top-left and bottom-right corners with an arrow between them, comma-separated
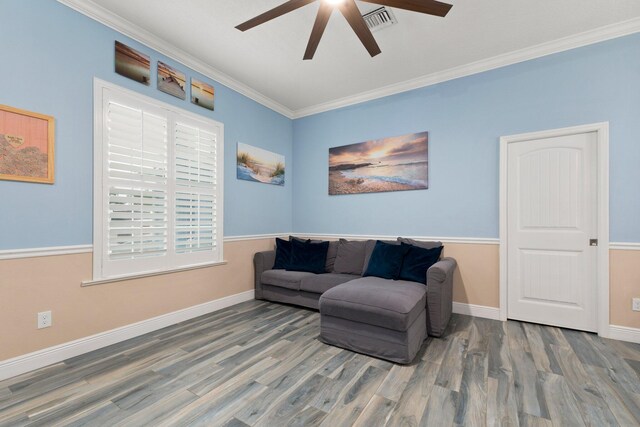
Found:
318,277 -> 427,364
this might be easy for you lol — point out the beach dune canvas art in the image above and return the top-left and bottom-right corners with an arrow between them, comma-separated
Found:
329,132 -> 428,195
237,143 -> 285,186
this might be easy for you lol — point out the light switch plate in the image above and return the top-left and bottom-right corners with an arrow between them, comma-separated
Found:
633,298 -> 640,312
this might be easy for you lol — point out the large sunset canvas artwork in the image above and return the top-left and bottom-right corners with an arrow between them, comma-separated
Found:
329,132 -> 428,195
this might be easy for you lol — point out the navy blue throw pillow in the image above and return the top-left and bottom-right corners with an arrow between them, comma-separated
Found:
363,240 -> 409,280
288,239 -> 330,274
398,243 -> 443,284
273,238 -> 293,269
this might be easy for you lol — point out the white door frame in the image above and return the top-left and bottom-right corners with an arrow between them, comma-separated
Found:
499,122 -> 610,337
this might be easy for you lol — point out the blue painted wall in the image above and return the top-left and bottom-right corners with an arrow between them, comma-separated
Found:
2,0 -> 638,249
0,0 -> 293,250
292,34 -> 640,242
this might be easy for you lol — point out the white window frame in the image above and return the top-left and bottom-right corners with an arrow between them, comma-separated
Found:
93,79 -> 224,281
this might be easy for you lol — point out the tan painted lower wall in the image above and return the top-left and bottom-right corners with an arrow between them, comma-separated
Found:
1,239 -> 638,362
610,249 -> 640,329
443,243 -> 639,330
444,243 -> 500,308
0,238 -> 273,361
444,244 -> 639,329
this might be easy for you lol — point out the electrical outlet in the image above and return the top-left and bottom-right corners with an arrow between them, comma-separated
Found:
633,298 -> 640,312
37,311 -> 52,329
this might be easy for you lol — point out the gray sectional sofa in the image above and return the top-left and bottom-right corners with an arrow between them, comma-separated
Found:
254,238 -> 457,364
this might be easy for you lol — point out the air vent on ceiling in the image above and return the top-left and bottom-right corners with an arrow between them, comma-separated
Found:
363,7 -> 397,32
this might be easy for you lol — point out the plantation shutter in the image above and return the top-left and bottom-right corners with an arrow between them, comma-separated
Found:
107,102 -> 168,260
174,121 -> 220,262
95,82 -> 223,280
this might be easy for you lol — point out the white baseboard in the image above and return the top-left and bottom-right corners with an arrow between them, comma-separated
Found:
608,324 -> 640,344
452,302 -> 501,320
0,290 -> 255,382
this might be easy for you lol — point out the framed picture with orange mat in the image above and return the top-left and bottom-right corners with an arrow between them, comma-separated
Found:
0,104 -> 55,184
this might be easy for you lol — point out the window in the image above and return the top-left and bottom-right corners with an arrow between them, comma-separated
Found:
93,80 -> 223,280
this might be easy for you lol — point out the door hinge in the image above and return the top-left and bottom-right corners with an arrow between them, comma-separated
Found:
590,239 -> 598,247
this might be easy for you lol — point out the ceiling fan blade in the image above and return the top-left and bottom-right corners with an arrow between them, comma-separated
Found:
304,2 -> 333,60
360,0 -> 452,17
337,0 -> 381,57
236,0 -> 317,31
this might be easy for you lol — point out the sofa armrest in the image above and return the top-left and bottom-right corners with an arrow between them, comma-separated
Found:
254,250 -> 276,300
425,257 -> 457,337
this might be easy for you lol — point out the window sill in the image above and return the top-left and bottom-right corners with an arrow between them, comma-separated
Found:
81,260 -> 228,287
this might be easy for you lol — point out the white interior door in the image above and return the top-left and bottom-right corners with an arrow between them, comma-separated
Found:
507,131 -> 598,332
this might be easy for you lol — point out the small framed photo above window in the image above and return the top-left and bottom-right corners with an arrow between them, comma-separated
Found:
191,78 -> 214,111
0,104 -> 55,184
158,61 -> 186,100
115,41 -> 151,86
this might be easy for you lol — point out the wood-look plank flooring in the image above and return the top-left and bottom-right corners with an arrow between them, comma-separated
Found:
1,300 -> 639,426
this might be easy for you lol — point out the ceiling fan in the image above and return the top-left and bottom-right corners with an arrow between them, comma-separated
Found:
236,0 -> 453,60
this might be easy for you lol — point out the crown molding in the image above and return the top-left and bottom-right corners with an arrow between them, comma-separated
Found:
56,0 -> 295,119
26,3 -> 640,120
292,17 -> 640,118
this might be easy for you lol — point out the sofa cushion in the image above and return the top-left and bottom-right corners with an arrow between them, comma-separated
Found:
325,241 -> 339,273
288,239 -> 329,274
333,239 -> 367,275
363,240 -> 409,280
300,273 -> 360,294
398,244 -> 444,285
363,239 -> 399,271
319,277 -> 427,331
397,237 -> 442,250
261,270 -> 316,291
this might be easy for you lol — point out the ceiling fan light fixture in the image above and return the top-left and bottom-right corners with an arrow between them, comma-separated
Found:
236,0 -> 453,59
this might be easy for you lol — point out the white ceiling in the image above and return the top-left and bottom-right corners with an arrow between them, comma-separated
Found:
85,0 -> 640,115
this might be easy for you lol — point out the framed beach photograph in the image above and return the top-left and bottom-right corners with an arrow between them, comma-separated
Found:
237,143 -> 285,186
329,131 -> 428,195
191,78 -> 214,111
115,41 -> 150,85
157,61 -> 186,100
0,104 -> 55,184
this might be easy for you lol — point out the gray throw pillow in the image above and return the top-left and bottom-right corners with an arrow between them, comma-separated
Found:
397,237 -> 442,249
325,241 -> 339,272
333,239 -> 368,275
363,239 -> 399,272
